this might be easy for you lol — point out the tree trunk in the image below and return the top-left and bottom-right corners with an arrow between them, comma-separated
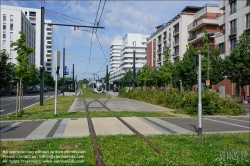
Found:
16,82 -> 19,117
241,85 -> 245,103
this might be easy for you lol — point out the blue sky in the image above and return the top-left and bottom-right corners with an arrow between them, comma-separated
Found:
2,0 -> 218,81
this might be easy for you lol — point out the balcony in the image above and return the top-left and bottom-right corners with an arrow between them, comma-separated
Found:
172,51 -> 179,57
163,36 -> 167,41
173,28 -> 179,36
187,16 -> 219,31
214,33 -> 225,45
157,48 -> 161,53
173,40 -> 179,46
219,0 -> 225,10
163,46 -> 167,51
157,58 -> 161,63
157,39 -> 162,45
229,28 -> 237,36
219,15 -> 225,26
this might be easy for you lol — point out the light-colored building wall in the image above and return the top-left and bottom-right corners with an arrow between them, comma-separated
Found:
0,7 -> 36,65
215,0 -> 250,58
110,39 -> 123,75
1,5 -> 53,75
110,33 -> 149,82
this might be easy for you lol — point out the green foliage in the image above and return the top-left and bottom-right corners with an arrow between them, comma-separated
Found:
44,71 -> 55,87
0,50 -> 15,88
26,64 -> 39,86
178,44 -> 198,89
11,31 -> 34,82
121,70 -> 133,87
224,32 -> 250,101
119,88 -> 246,115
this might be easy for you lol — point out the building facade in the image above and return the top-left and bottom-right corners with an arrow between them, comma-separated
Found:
110,33 -> 150,82
214,0 -> 250,101
0,7 -> 36,65
146,4 -> 222,68
0,5 -> 53,75
110,39 -> 123,75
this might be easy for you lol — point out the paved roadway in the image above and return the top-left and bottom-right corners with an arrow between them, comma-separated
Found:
0,116 -> 249,141
0,91 -> 55,115
0,95 -> 249,141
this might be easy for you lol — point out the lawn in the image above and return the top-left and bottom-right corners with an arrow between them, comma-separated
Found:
1,133 -> 249,165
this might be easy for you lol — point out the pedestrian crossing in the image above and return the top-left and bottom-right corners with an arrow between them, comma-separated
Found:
0,95 -> 52,101
0,116 -> 249,141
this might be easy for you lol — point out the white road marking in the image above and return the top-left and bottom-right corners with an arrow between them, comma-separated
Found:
205,118 -> 249,129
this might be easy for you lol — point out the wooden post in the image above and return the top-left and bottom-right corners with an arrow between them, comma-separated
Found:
16,82 -> 19,117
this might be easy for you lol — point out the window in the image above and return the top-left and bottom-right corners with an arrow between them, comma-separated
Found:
47,50 -> 51,53
247,14 -> 250,29
10,49 -> 13,57
10,41 -> 13,48
230,38 -> 236,50
47,59 -> 51,62
219,43 -> 225,54
46,54 -> 51,57
3,14 -> 6,21
247,0 -> 250,7
10,15 -> 13,22
230,19 -> 237,34
3,31 -> 6,39
3,23 -> 6,30
230,1 -> 237,14
10,23 -> 13,30
46,63 -> 51,66
10,32 -> 13,39
216,13 -> 220,19
46,37 -> 51,40
3,40 -> 6,48
47,41 -> 52,44
47,68 -> 51,71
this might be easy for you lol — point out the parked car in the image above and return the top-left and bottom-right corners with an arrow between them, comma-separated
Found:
44,87 -> 48,92
27,88 -> 34,93
11,88 -> 19,95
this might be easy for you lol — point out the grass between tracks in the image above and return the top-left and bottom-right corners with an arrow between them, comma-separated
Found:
0,91 -> 174,121
1,133 -> 249,165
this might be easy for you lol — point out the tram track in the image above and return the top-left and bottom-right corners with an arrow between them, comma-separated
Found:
83,96 -> 105,166
93,97 -> 173,162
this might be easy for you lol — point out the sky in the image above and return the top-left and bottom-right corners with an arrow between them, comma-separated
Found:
1,0 -> 218,81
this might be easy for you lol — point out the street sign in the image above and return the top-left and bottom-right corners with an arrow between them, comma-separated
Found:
64,68 -> 69,75
206,80 -> 210,86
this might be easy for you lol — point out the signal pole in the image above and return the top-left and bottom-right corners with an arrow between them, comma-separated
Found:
40,6 -> 44,106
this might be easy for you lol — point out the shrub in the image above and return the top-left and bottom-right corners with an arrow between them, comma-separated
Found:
118,88 -> 246,115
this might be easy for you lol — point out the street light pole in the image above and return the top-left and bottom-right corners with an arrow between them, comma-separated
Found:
206,32 -> 214,92
198,54 -> 202,136
132,41 -> 136,89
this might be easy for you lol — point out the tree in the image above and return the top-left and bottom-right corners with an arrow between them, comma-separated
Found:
26,64 -> 39,87
121,70 -> 133,87
44,71 -> 55,87
201,28 -> 224,85
155,61 -> 172,87
178,44 -> 198,89
11,31 -> 34,83
0,50 -> 15,94
224,32 -> 250,102
136,65 -> 151,87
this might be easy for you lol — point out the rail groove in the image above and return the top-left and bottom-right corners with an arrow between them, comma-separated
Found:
83,96 -> 105,166
94,98 -> 172,162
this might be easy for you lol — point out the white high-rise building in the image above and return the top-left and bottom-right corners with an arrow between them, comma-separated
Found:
110,33 -> 150,82
0,7 -> 36,65
0,5 -> 53,75
110,39 -> 123,74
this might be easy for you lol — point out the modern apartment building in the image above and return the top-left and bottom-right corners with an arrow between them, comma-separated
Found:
110,33 -> 150,82
44,20 -> 53,75
213,0 -> 250,101
0,5 -> 53,75
110,39 -> 123,75
0,7 -> 36,65
146,4 -> 222,68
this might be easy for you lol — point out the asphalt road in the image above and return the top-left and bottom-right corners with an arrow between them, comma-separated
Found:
0,91 -> 55,115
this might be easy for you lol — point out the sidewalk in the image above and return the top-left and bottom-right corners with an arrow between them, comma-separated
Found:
59,89 -> 82,96
104,90 -> 118,97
